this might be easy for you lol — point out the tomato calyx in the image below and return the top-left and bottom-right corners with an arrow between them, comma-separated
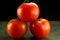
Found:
16,18 -> 19,20
23,0 -> 30,3
38,17 -> 43,21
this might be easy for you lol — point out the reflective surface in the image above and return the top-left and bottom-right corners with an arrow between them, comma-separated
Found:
0,21 -> 60,40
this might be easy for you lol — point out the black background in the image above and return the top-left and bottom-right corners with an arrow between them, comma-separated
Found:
0,0 -> 60,21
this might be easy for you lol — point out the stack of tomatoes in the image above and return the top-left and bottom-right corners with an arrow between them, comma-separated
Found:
7,2 -> 50,38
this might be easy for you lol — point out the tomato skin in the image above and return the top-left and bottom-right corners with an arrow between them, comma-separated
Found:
7,19 -> 28,38
30,19 -> 50,38
17,2 -> 40,22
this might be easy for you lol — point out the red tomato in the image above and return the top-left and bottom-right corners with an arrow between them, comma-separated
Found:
30,19 -> 50,38
17,2 -> 40,22
7,19 -> 28,38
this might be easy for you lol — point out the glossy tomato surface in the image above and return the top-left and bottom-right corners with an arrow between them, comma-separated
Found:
17,2 -> 40,22
30,19 -> 50,38
7,19 -> 28,38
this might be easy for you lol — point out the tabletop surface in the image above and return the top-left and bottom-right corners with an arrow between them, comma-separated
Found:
0,21 -> 60,40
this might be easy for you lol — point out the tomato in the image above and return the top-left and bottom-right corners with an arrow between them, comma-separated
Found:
17,2 -> 40,22
7,19 -> 28,38
30,19 -> 50,38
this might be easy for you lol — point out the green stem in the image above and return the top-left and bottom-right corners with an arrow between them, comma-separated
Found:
16,17 -> 19,20
38,17 -> 43,21
27,0 -> 29,2
23,0 -> 26,3
23,0 -> 29,3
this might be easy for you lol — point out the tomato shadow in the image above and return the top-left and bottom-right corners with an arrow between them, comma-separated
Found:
29,37 -> 51,40
1,36 -> 51,40
12,37 -> 50,40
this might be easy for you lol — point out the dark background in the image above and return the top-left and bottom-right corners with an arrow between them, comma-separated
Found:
0,0 -> 60,21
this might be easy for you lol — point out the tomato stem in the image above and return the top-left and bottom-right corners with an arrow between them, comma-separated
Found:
27,0 -> 29,2
38,17 -> 43,21
16,18 -> 19,20
23,0 -> 29,3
